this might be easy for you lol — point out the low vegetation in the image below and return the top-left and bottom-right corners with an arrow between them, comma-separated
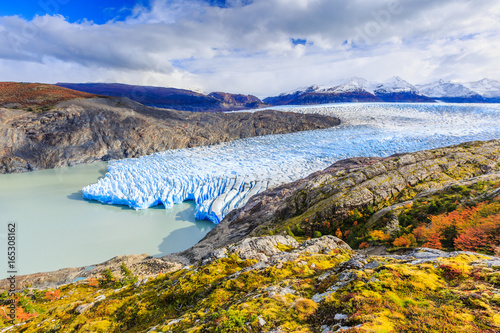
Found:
1,241 -> 499,332
0,82 -> 96,111
271,179 -> 500,255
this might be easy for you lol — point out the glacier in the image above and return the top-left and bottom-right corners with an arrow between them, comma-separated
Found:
83,103 -> 500,224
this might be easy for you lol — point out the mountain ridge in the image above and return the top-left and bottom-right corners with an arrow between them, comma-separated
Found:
265,76 -> 500,105
56,82 -> 266,112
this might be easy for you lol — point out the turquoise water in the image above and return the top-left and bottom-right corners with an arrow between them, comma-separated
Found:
0,162 -> 214,278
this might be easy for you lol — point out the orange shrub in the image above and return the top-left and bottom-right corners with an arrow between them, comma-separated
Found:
45,289 -> 61,301
87,277 -> 99,287
369,230 -> 391,242
335,228 -> 343,239
454,227 -> 489,252
393,234 -> 416,248
423,233 -> 443,249
413,202 -> 500,253
16,306 -> 37,321
358,242 -> 370,249
412,224 -> 431,242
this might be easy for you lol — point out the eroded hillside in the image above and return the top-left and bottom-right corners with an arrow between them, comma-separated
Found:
0,97 -> 340,173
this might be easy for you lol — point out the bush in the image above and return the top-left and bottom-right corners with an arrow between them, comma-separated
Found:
293,298 -> 318,321
44,290 -> 61,301
369,230 -> 391,242
414,202 -> 500,253
120,263 -> 138,285
313,231 -> 322,238
393,234 -> 416,248
440,264 -> 467,281
358,242 -> 370,249
101,268 -> 119,287
293,224 -> 305,236
335,228 -> 343,239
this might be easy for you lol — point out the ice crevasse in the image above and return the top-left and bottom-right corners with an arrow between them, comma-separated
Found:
83,103 -> 500,224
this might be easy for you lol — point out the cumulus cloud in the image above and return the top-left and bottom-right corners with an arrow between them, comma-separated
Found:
0,0 -> 499,96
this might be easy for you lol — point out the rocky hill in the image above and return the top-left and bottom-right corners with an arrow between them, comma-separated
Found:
207,91 -> 263,109
56,83 -> 266,112
0,97 -> 339,174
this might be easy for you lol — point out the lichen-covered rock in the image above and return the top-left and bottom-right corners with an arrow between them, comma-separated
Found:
75,302 -> 95,314
1,236 -> 499,332
203,235 -> 299,264
227,235 -> 300,261
0,253 -> 182,291
295,235 -> 351,254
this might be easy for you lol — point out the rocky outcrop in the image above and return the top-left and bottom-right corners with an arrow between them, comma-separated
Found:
0,235 -> 351,291
0,97 -> 340,173
0,254 -> 182,291
207,92 -> 265,109
202,235 -> 351,265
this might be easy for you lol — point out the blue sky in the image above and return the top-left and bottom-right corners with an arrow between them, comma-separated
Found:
0,0 -> 499,96
0,0 -> 146,24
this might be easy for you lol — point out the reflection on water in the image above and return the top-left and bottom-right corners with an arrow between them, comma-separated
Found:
0,162 -> 214,278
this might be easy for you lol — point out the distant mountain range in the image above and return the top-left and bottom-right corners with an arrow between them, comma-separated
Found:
264,77 -> 500,105
56,83 -> 265,112
53,78 -> 500,112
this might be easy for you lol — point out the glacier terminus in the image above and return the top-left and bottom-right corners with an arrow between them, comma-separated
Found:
82,103 -> 500,224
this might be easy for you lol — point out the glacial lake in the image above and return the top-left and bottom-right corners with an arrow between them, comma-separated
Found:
0,162 -> 214,278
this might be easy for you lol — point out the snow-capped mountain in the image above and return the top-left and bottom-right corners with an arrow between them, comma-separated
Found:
416,80 -> 476,98
371,76 -> 434,102
415,78 -> 500,102
318,77 -> 372,94
373,76 -> 418,94
264,76 -> 500,106
280,85 -> 320,96
462,78 -> 500,100
264,78 -> 380,105
264,76 -> 433,105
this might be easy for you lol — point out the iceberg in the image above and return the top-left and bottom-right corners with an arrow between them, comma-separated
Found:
83,103 -> 500,223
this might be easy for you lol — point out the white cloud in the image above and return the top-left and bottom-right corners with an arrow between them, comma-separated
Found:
0,0 -> 499,96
